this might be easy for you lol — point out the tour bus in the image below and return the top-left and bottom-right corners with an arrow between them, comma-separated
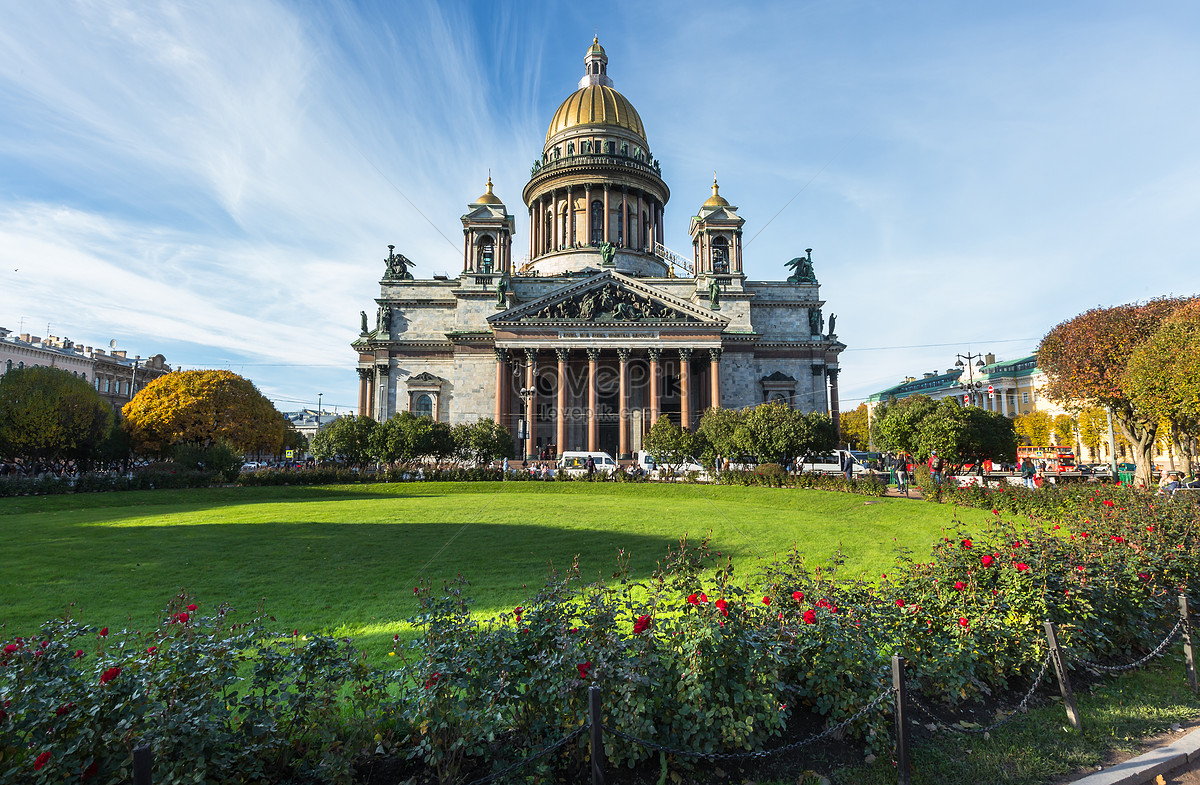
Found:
1017,445 -> 1076,472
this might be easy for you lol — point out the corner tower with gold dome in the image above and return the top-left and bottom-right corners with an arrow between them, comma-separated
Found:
354,37 -> 846,461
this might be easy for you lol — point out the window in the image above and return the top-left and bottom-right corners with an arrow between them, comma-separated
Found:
104,378 -> 110,392
94,378 -> 100,390
414,394 -> 433,419
616,204 -> 624,245
590,200 -> 604,243
18,361 -> 24,369
712,237 -> 729,272
1021,392 -> 1029,404
3,360 -> 10,373
476,235 -> 494,272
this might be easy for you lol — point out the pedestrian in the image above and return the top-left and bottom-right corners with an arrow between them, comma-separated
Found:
895,453 -> 909,495
842,450 -> 855,480
586,455 -> 595,479
1021,457 -> 1036,489
928,451 -> 944,484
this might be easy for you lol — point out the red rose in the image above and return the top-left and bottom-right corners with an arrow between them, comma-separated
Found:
55,702 -> 74,716
792,591 -> 804,602
958,617 -> 969,629
1103,499 -> 1114,507
962,539 -> 972,549
954,581 -> 965,591
99,666 -> 121,685
699,592 -> 708,603
424,672 -> 440,689
577,661 -> 591,679
895,599 -> 905,608
147,646 -> 158,655
991,509 -> 999,515
2,644 -> 15,655
1015,562 -> 1029,572
715,599 -> 729,617
633,615 -> 652,634
99,628 -> 108,637
513,607 -> 523,623
74,649 -> 83,658
1147,526 -> 1154,533
686,593 -> 701,606
187,603 -> 197,611
1110,535 -> 1124,544
175,612 -> 189,624
803,609 -> 816,625
34,751 -> 51,771
981,555 -> 994,567
1138,572 -> 1150,581
762,596 -> 771,606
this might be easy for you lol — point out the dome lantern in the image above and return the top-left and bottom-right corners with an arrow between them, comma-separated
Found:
702,177 -> 729,208
580,36 -> 611,89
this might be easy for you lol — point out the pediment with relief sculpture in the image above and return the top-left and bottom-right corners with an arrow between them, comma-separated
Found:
488,271 -> 724,327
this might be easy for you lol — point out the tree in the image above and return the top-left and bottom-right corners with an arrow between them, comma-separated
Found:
370,411 -> 454,464
281,422 -> 309,458
734,401 -> 833,465
1052,414 -> 1076,450
310,415 -> 377,466
451,418 -> 513,465
1037,297 -> 1193,486
698,407 -> 742,464
123,370 -> 285,456
1123,299 -> 1200,477
0,366 -> 112,469
1014,411 -> 1052,446
840,403 -> 870,450
872,395 -> 939,457
643,415 -> 700,474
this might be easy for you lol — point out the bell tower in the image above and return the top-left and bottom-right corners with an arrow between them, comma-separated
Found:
461,177 -> 515,275
689,177 -> 744,276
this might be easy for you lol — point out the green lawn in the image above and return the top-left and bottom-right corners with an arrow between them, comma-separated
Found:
0,482 -> 986,657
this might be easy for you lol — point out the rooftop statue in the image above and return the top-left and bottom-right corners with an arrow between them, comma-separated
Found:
808,307 -> 822,336
708,277 -> 721,310
827,313 -> 837,339
360,311 -> 369,335
598,241 -> 617,266
496,276 -> 509,308
384,245 -> 414,280
785,248 -> 817,284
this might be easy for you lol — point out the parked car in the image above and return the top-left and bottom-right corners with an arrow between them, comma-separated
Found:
558,451 -> 617,477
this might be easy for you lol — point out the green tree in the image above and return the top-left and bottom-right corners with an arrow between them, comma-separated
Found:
123,370 -> 285,456
1123,299 -> 1200,476
1052,414 -> 1076,450
1014,411 -> 1052,446
697,407 -> 742,465
1038,297 -> 1194,487
840,403 -> 870,450
451,418 -> 513,465
872,395 -> 939,457
370,411 -> 454,464
1076,407 -> 1108,462
0,366 -> 113,469
734,401 -> 821,465
310,415 -> 377,466
643,415 -> 700,473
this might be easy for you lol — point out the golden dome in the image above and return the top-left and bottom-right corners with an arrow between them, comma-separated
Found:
545,84 -> 645,144
474,176 -> 503,205
702,178 -> 729,208
588,36 -> 605,57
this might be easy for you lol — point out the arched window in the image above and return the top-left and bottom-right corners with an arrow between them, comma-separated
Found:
17,361 -> 24,370
590,200 -> 604,244
712,237 -> 729,273
560,202 -> 569,247
4,359 -> 10,373
543,209 -> 553,253
476,235 -> 494,272
414,394 -> 433,419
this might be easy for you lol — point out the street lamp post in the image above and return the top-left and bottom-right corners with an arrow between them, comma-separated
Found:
317,393 -> 323,431
518,386 -> 534,461
954,352 -> 987,406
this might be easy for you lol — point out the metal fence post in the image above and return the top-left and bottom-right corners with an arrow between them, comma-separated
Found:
589,685 -> 605,785
1182,592 -> 1198,694
892,654 -> 911,785
1044,621 -> 1082,731
133,744 -> 151,785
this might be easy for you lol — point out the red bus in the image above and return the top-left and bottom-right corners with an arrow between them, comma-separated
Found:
1018,446 -> 1076,472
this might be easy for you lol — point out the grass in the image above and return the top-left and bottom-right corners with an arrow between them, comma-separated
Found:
815,658 -> 1200,785
0,482 -> 988,659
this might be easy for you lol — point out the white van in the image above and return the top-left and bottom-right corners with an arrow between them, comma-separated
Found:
799,450 -> 873,476
559,451 -> 618,477
633,450 -> 707,481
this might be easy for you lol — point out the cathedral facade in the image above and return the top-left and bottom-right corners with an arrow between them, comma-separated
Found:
354,38 -> 844,460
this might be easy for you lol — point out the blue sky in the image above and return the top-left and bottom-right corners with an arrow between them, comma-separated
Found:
2,1 -> 1197,416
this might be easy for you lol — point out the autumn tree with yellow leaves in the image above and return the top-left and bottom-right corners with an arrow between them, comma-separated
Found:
123,370 -> 286,456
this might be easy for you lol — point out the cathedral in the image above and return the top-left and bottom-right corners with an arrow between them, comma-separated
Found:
354,38 -> 844,460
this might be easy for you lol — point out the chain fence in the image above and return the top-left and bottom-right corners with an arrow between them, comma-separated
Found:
463,725 -> 587,785
602,683 -> 896,761
908,651 -> 1052,735
1064,618 -> 1184,673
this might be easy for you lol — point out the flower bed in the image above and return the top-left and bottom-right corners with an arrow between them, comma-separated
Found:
2,490 -> 1196,783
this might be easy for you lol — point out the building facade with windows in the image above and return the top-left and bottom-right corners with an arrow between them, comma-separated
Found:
353,39 -> 845,460
0,328 -> 171,412
867,353 -> 1065,419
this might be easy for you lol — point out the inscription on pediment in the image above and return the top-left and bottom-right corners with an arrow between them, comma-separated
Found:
517,283 -> 699,323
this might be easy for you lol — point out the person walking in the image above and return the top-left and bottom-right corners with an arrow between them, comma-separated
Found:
895,453 -> 909,496
1021,457 -> 1036,489
929,451 -> 944,484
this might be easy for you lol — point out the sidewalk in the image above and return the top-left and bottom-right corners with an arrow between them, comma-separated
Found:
1065,726 -> 1200,785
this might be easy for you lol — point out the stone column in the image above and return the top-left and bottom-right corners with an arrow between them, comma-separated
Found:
618,347 -> 630,459
1000,388 -> 1009,417
493,348 -> 506,425
647,348 -> 661,426
525,349 -> 538,460
678,348 -> 692,430
620,188 -> 628,246
366,368 -> 375,420
357,367 -> 370,418
587,348 -> 600,451
734,233 -> 743,273
528,205 -> 534,261
828,367 -> 841,445
552,191 -> 560,251
376,364 -> 390,421
603,186 -> 610,244
709,348 -> 722,410
567,186 -> 575,247
556,347 -> 568,457
463,230 -> 470,272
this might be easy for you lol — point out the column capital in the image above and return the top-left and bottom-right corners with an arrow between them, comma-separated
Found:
677,347 -> 693,362
616,347 -> 631,362
494,347 -> 508,363
708,347 -> 722,363
646,347 -> 662,362
555,347 -> 570,362
586,347 -> 601,362
827,367 -> 840,379
356,367 -> 373,380
524,347 -> 538,364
